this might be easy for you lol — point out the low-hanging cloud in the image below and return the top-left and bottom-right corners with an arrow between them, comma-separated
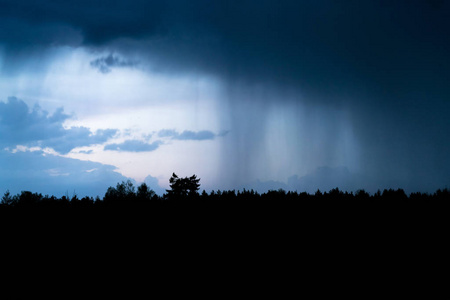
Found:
104,140 -> 161,152
175,130 -> 215,141
90,53 -> 139,73
0,97 -> 117,154
158,129 -> 220,141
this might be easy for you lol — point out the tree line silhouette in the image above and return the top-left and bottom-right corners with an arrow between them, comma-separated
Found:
1,172 -> 449,210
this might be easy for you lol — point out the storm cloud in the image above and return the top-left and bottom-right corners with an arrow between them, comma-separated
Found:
1,1 -> 448,97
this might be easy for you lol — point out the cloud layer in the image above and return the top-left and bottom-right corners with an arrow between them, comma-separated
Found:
0,97 -> 117,154
158,129 -> 218,141
104,140 -> 161,152
104,129 -> 225,152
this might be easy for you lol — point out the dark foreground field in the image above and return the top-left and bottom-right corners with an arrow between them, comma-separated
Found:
1,185 -> 447,298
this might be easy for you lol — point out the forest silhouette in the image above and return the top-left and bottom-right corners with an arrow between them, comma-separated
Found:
1,172 -> 449,211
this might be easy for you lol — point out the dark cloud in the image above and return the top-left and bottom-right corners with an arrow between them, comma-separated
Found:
1,1 -> 448,97
0,1 -> 164,47
158,129 -> 218,141
90,54 -> 139,73
0,14 -> 82,49
0,97 -> 70,143
0,97 -> 117,154
45,128 -> 118,154
104,140 -> 161,152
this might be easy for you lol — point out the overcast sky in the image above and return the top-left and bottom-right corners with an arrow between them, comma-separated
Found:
1,0 -> 449,196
